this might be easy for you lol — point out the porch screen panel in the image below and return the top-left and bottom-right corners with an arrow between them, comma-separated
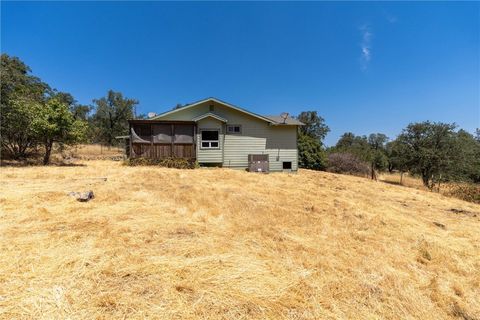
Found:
131,125 -> 151,143
152,124 -> 172,143
174,124 -> 194,143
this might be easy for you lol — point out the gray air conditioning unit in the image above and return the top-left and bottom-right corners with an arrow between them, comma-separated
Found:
248,154 -> 269,173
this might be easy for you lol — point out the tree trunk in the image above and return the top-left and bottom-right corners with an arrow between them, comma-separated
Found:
388,163 -> 394,174
43,140 -> 53,165
421,170 -> 431,189
370,163 -> 377,181
437,174 -> 442,193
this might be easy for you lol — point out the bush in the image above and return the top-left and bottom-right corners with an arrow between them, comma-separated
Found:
298,134 -> 327,170
327,152 -> 370,177
124,157 -> 198,169
446,183 -> 480,204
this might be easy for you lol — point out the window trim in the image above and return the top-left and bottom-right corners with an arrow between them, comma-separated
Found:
226,124 -> 242,135
200,129 -> 220,149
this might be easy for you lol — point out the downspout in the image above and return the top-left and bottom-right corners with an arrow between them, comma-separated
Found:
129,122 -> 132,159
222,122 -> 226,166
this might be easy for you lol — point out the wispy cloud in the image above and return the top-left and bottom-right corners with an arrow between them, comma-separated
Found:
384,11 -> 398,24
386,14 -> 397,24
360,24 -> 372,71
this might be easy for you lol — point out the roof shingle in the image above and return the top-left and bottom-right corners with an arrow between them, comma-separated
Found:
264,115 -> 304,125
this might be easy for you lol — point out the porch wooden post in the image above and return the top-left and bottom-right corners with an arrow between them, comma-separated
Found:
171,124 -> 174,157
150,123 -> 154,159
129,123 -> 133,158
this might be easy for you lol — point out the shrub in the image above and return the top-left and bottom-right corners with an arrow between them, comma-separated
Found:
445,183 -> 480,204
327,152 -> 370,177
124,157 -> 198,169
298,133 -> 327,170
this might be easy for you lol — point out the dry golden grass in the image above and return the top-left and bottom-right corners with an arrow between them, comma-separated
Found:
1,161 -> 479,319
68,144 -> 124,160
0,144 -> 124,166
379,172 -> 426,190
380,172 -> 480,204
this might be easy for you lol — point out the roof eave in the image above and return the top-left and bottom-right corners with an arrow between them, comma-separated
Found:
269,123 -> 304,126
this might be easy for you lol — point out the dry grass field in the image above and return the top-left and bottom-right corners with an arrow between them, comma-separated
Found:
70,144 -> 124,160
379,172 -> 480,205
0,144 -> 124,166
1,160 -> 479,319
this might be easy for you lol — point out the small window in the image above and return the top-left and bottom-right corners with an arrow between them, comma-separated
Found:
201,141 -> 219,148
227,125 -> 242,134
201,130 -> 219,149
283,162 -> 292,170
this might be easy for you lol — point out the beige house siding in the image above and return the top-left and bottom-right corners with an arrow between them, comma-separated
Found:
158,101 -> 211,121
196,117 -> 224,163
155,100 -> 299,171
223,126 -> 298,171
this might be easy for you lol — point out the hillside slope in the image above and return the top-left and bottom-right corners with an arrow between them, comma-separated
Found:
1,161 -> 479,319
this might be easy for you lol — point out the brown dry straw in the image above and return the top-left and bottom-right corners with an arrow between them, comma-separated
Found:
1,160 -> 479,319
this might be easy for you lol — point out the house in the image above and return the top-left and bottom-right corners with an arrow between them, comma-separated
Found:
128,97 -> 303,171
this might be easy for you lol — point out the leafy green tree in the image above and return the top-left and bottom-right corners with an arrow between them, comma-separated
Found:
335,132 -> 370,158
385,142 -> 395,173
71,104 -> 92,121
454,129 -> 480,183
91,90 -> 139,145
335,132 -> 356,149
31,99 -> 87,165
296,111 -> 329,170
386,139 -> 410,182
51,91 -> 91,121
0,54 -> 50,159
395,121 -> 458,189
298,134 -> 327,170
51,91 -> 75,107
367,133 -> 389,179
297,111 -> 330,141
1,54 -> 50,107
1,98 -> 42,159
333,132 -> 389,179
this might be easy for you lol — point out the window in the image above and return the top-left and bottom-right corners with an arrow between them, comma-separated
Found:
283,162 -> 292,170
201,130 -> 219,149
227,125 -> 242,134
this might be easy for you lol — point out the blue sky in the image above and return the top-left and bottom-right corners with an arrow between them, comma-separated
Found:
2,1 -> 479,145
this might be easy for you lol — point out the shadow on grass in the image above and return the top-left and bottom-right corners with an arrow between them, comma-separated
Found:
381,180 -> 404,186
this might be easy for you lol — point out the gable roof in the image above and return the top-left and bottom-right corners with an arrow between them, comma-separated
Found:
192,112 -> 228,123
151,97 -> 303,125
152,97 -> 273,123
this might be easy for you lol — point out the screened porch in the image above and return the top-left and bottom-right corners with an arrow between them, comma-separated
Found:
128,120 -> 196,159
